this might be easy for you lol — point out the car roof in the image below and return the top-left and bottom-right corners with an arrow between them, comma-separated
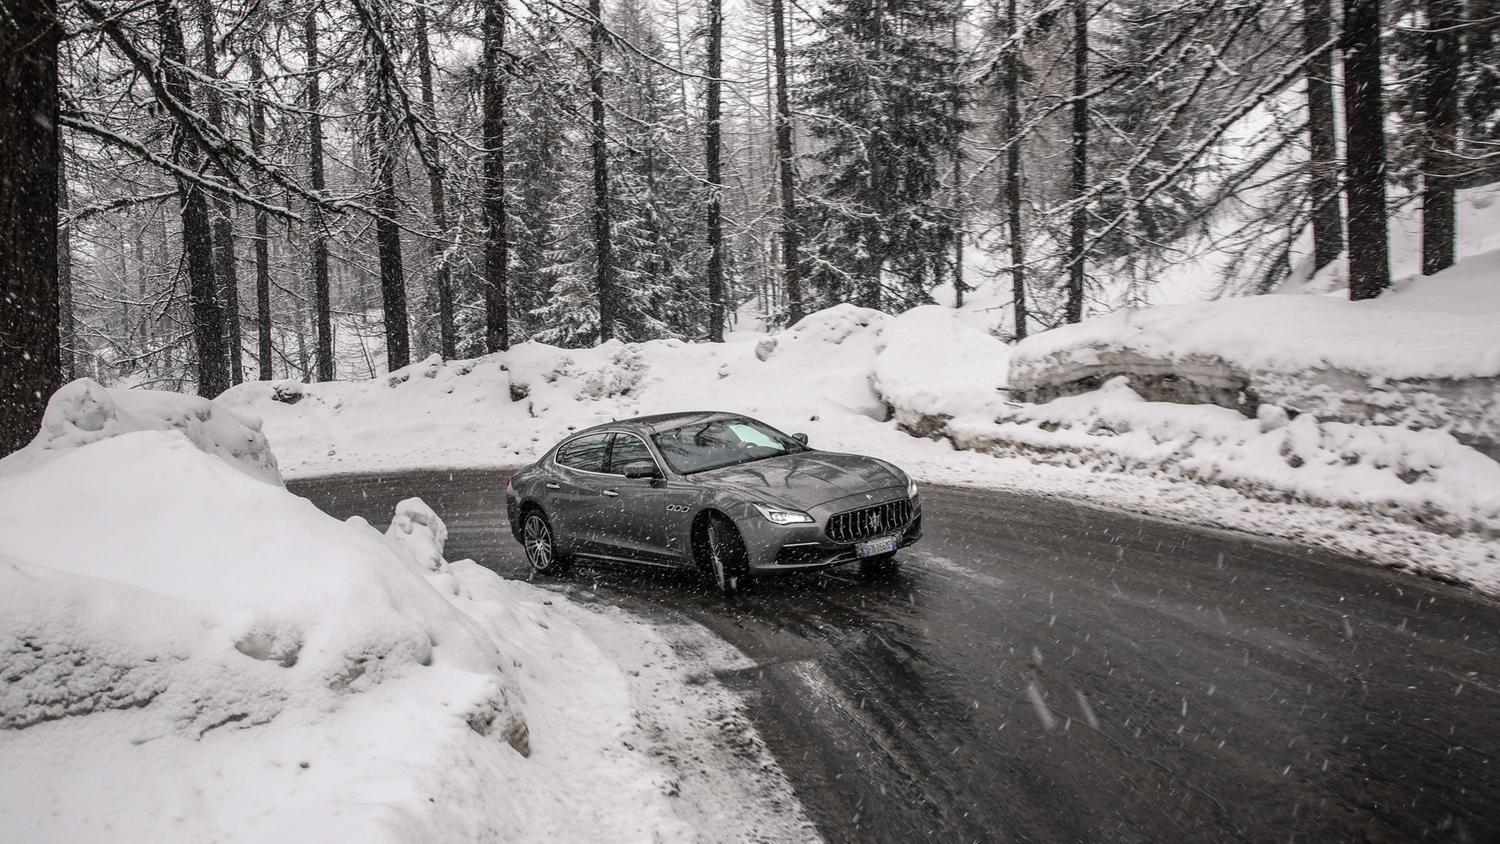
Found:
568,411 -> 741,439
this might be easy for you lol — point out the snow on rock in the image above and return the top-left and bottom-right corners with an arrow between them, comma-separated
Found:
0,377 -> 280,484
872,305 -> 1010,436
0,385 -> 812,841
1007,249 -> 1500,451
948,377 -> 1500,537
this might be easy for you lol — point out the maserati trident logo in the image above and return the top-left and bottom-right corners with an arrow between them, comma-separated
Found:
867,511 -> 883,533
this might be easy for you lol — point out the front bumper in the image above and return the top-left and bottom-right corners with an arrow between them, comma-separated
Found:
738,491 -> 922,573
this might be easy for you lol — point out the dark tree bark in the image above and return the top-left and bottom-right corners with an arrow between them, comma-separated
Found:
772,0 -> 803,325
1422,0 -> 1460,275
371,93 -> 410,370
1,0 -> 62,454
416,4 -> 457,358
198,0 -> 242,384
706,0 -> 726,341
1341,0 -> 1391,300
1303,0 -> 1345,275
249,49 -> 274,380
305,7 -> 335,380
1065,0 -> 1088,323
159,0 -> 229,396
588,0 -> 616,342
1003,0 -> 1027,339
482,0 -> 509,353
58,139 -> 76,379
950,13 -> 965,309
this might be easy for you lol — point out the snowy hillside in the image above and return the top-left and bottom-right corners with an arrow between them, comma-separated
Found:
0,382 -> 811,841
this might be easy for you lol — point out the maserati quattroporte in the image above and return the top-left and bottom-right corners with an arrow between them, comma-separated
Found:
505,411 -> 921,593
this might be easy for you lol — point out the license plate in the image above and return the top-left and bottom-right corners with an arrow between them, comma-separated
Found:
855,535 -> 900,558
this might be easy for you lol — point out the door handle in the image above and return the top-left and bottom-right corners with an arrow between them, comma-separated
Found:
545,482 -> 560,490
602,489 -> 619,497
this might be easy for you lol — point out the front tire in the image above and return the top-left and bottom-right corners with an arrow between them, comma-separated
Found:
702,515 -> 746,595
522,509 -> 570,575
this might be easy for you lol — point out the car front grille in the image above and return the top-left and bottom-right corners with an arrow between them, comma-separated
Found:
826,498 -> 913,544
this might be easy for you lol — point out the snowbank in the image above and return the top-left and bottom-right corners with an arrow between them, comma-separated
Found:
0,377 -> 280,484
871,304 -> 1011,436
1008,249 -> 1500,452
220,302 -> 969,476
949,377 -> 1500,538
0,384 -> 811,840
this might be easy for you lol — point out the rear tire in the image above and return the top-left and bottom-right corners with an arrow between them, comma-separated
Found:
701,515 -> 746,595
522,508 -> 570,575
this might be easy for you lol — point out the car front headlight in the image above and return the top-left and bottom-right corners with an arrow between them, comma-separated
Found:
753,502 -> 815,525
906,477 -> 918,498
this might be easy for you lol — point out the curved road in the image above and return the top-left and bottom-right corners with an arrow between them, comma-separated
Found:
290,469 -> 1500,842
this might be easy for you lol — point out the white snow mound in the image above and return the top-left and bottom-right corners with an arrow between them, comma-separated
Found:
0,377 -> 280,484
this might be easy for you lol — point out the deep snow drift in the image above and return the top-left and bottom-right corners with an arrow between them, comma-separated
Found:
0,381 -> 811,841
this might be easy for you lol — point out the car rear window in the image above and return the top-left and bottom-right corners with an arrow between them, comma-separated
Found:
555,433 -> 610,472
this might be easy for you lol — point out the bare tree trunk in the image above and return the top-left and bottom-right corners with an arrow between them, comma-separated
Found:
949,11 -> 965,309
416,4 -> 458,357
589,0 -> 616,342
1004,0 -> 1028,339
159,0 -> 229,396
1,0 -> 62,453
198,0 -> 242,384
371,96 -> 410,370
306,6 -> 335,380
706,0 -> 726,341
1422,0 -> 1460,275
482,0 -> 510,352
249,49 -> 274,380
1341,0 -> 1391,300
58,139 -> 76,379
1066,0 -> 1088,324
771,0 -> 803,325
1303,0 -> 1345,275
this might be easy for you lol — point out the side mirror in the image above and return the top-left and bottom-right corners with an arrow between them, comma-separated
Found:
622,461 -> 662,480
792,433 -> 809,445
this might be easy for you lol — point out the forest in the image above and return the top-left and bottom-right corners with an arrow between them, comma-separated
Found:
2,0 -> 1497,452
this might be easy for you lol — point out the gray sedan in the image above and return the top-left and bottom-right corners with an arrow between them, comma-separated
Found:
505,411 -> 922,593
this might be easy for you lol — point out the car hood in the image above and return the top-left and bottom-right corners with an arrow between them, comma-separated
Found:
695,451 -> 905,510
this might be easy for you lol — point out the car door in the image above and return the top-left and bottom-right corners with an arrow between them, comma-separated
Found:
597,433 -> 683,563
549,433 -> 613,553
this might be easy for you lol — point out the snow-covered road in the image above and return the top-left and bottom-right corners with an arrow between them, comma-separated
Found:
292,468 -> 1500,842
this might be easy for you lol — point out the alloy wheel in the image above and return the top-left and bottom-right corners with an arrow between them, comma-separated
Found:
524,513 -> 555,572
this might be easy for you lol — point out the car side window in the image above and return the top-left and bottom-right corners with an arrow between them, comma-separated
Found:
555,433 -> 610,472
606,434 -> 656,475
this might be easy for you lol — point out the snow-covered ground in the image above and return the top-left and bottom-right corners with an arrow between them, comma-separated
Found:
0,381 -> 812,841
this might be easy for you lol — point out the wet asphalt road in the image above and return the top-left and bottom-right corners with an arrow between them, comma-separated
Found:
289,469 -> 1500,843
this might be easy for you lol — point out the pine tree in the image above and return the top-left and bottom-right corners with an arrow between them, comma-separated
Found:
801,0 -> 966,312
509,14 -> 576,342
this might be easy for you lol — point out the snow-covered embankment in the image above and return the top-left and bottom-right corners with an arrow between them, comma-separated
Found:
0,380 -> 810,841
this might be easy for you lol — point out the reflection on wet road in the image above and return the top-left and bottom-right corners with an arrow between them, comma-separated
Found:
291,469 -> 1500,842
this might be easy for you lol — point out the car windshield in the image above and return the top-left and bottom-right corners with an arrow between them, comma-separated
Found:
651,418 -> 807,475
